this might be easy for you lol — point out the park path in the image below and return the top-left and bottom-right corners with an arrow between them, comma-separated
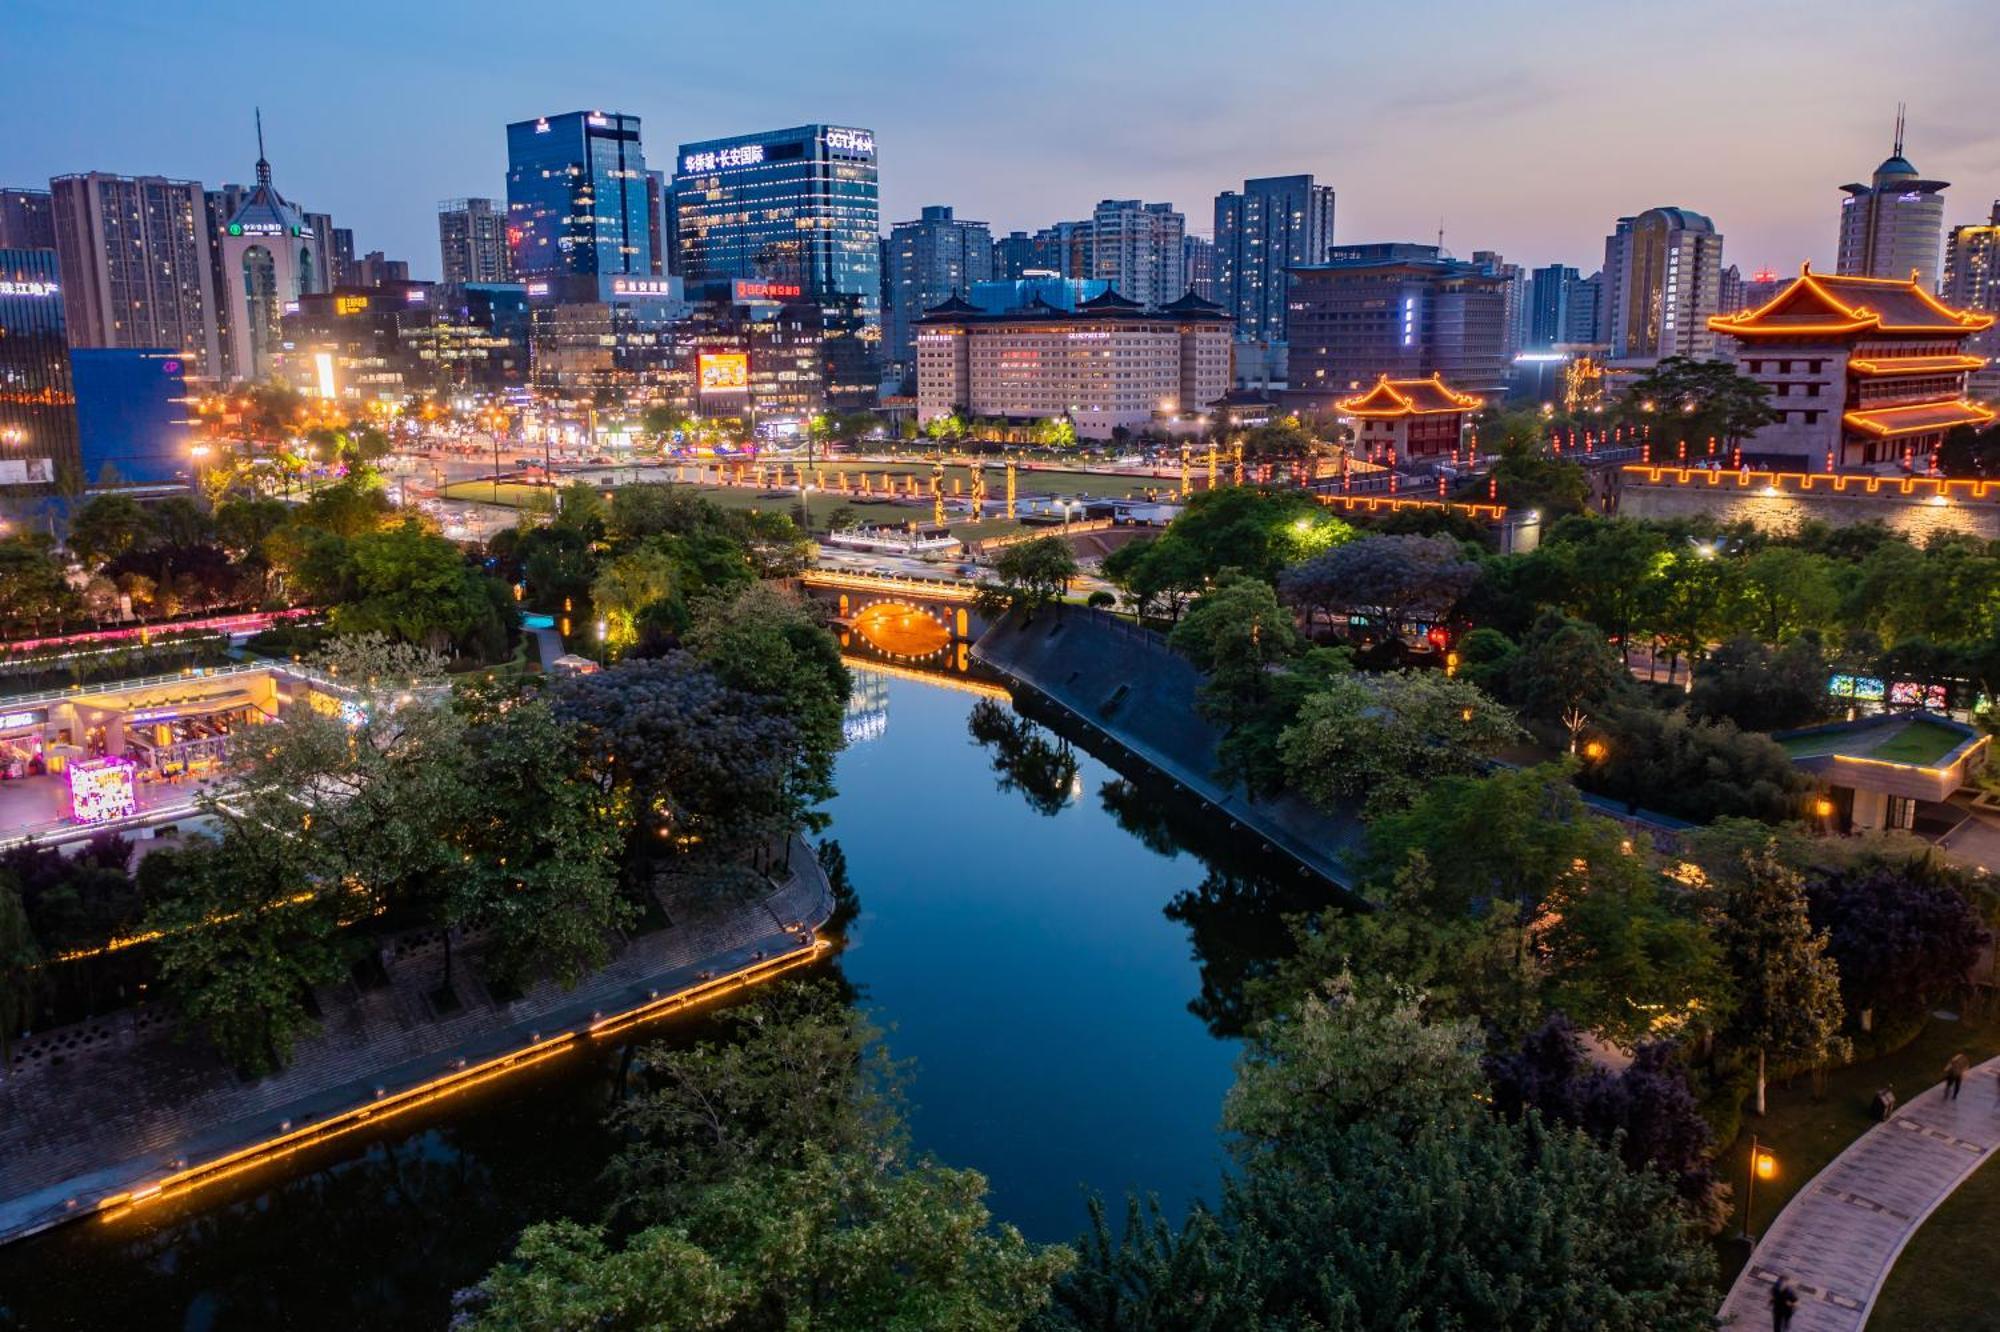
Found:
1719,1056 -> 2000,1329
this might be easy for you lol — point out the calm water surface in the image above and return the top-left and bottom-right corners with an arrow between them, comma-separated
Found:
0,669 -> 1325,1329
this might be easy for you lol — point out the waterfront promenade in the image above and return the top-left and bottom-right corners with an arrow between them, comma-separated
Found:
971,607 -> 1362,887
0,842 -> 833,1245
1719,1056 -> 2000,1330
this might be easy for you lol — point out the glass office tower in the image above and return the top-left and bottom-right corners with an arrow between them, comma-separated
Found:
672,125 -> 880,328
0,249 -> 80,493
505,111 -> 651,295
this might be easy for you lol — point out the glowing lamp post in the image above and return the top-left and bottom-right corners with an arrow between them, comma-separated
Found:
1739,1136 -> 1778,1244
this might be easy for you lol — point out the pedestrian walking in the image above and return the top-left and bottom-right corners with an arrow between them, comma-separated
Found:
1770,1275 -> 1799,1331
1944,1051 -> 1969,1101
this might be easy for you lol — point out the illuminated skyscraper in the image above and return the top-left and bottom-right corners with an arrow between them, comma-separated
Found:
0,248 -> 79,492
215,120 -> 327,383
671,124 -> 880,327
1090,199 -> 1185,307
1837,109 -> 1949,290
885,205 -> 992,388
0,189 -> 55,250
49,171 -> 221,380
1600,207 -> 1725,362
506,111 -> 652,295
1213,175 -> 1335,344
438,198 -> 512,285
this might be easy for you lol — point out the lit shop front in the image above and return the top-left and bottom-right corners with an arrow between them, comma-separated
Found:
0,707 -> 50,780
60,673 -> 283,782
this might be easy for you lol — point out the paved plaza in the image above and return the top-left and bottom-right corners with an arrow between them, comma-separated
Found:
1719,1057 -> 2000,1330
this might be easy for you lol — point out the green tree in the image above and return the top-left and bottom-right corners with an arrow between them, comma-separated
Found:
1484,413 -> 1590,515
1710,844 -> 1848,1115
1730,545 -> 1840,641
454,697 -> 631,989
65,493 -> 154,569
685,583 -> 851,820
1237,419 -> 1316,461
590,546 -> 680,654
332,518 -> 503,654
1507,610 -> 1632,728
465,1149 -> 1070,1332
1280,671 -> 1522,814
0,536 -> 80,634
1035,416 -> 1078,448
145,838 -> 350,1073
984,536 -> 1079,621
1644,546 -> 1740,684
1535,516 -> 1666,661
1619,355 -> 1777,454
1277,532 -> 1479,640
1171,575 -> 1302,730
1688,635 -> 1831,731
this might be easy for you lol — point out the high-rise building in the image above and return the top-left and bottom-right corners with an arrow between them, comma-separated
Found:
1089,199 -> 1184,307
0,190 -> 55,250
1212,175 -> 1336,344
671,124 -> 880,328
884,205 -> 993,389
1600,207 -> 1725,361
438,198 -> 512,285
992,231 -> 1041,280
1528,264 -> 1580,347
1718,264 -> 1747,314
1182,235 -> 1216,301
354,252 -> 411,287
50,172 -> 221,381
0,248 -> 78,492
1033,220 -> 1094,279
644,170 -> 669,276
1566,272 -> 1603,344
327,227 -> 356,288
506,110 -> 652,296
1472,251 -> 1530,356
1943,201 -> 2000,399
1285,246 -> 1511,403
215,125 -> 328,384
1838,109 -> 1949,290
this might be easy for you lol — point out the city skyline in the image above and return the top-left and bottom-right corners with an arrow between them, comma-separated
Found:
4,0 -> 1997,284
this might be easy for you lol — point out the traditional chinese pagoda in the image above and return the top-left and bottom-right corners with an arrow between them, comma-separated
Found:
1335,373 -> 1483,461
1708,263 -> 1995,471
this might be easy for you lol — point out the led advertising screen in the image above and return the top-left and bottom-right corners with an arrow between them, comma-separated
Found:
699,352 -> 749,393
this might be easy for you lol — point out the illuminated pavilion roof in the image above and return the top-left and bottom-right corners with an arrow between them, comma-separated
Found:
1337,373 -> 1484,417
1842,400 -> 1997,438
1710,263 -> 1994,338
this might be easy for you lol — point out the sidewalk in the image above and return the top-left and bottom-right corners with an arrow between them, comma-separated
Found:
1719,1057 -> 2000,1330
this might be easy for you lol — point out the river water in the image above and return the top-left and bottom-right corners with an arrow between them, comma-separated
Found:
0,667 -> 1329,1329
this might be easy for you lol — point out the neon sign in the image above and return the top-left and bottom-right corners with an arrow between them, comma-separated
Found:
0,280 -> 58,298
825,128 -> 875,154
732,280 -> 801,302
699,352 -> 750,392
682,144 -> 765,173
335,295 -> 371,315
612,277 -> 676,296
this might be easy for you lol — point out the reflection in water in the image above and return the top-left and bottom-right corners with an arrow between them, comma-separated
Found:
967,699 -> 1081,816
849,602 -> 951,658
0,669 -> 1334,1324
843,668 -> 889,744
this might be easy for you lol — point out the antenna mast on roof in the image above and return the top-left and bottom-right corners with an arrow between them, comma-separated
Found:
1893,102 -> 1906,157
255,107 -> 272,188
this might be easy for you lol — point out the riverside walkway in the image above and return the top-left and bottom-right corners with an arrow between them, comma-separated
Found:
0,843 -> 833,1246
1719,1056 -> 2000,1330
971,607 -> 1361,887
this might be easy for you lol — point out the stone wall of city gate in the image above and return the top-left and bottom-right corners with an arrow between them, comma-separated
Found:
1615,466 -> 2000,542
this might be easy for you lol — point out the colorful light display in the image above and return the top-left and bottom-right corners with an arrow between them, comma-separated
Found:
68,756 -> 137,825
698,352 -> 749,392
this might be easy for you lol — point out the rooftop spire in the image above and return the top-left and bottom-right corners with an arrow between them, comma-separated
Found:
255,107 -> 271,188
1893,102 -> 1906,158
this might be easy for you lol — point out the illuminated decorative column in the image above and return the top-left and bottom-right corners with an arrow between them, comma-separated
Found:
1232,441 -> 1244,487
970,463 -> 987,517
1179,445 -> 1191,498
1206,444 -> 1218,490
1005,460 -> 1017,520
932,462 -> 945,526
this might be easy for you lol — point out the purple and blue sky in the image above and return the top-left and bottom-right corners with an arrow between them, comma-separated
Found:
5,0 -> 1996,280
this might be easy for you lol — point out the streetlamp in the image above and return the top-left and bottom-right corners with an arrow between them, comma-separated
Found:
1739,1136 -> 1778,1244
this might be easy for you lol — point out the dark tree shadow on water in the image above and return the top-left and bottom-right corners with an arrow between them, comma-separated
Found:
967,699 -> 1079,817
1164,869 -> 1337,1039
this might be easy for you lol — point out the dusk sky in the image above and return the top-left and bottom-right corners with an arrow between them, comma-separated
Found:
7,0 -> 1998,280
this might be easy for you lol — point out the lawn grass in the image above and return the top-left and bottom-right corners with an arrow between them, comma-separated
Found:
1715,1003 -> 2000,1292
1872,720 -> 1968,766
1871,1124 -> 2000,1331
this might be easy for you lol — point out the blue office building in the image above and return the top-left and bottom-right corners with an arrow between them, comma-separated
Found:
71,349 -> 190,486
505,111 -> 652,298
672,125 -> 880,328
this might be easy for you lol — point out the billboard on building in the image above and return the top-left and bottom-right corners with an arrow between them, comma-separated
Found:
699,352 -> 749,392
